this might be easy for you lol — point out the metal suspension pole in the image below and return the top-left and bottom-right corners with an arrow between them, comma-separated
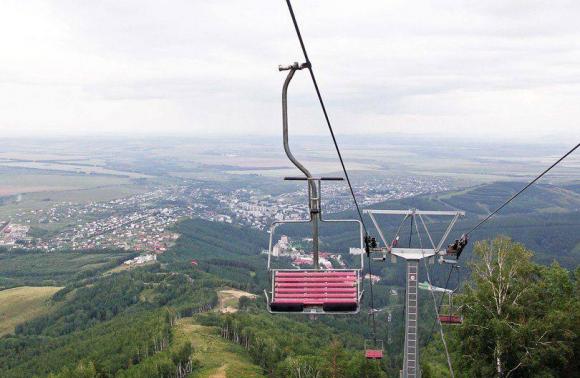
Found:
283,0 -> 368,236
280,62 -> 319,269
365,209 -> 465,377
403,213 -> 419,378
311,181 -> 320,269
408,214 -> 414,248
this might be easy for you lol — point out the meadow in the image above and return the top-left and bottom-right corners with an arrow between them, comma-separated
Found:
0,286 -> 62,336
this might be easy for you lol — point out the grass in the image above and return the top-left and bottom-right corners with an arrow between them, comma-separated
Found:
0,286 -> 62,336
175,319 -> 264,378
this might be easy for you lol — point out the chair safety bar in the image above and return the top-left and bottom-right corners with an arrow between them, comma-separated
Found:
267,218 -> 365,271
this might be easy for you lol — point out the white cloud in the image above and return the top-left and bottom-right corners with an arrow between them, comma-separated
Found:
0,0 -> 579,142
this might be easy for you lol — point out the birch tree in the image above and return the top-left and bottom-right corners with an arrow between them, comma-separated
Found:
456,237 -> 577,377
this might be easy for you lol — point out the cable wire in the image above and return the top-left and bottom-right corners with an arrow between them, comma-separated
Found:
415,217 -> 455,377
283,0 -> 379,343
366,249 -> 378,344
424,264 -> 454,352
284,0 -> 367,233
466,142 -> 579,236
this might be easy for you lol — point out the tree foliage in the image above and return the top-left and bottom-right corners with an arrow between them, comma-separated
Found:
453,237 -> 578,377
199,311 -> 389,377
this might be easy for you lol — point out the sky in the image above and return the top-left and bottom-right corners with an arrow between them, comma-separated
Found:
0,0 -> 579,143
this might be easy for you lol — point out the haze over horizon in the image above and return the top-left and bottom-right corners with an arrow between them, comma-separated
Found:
1,0 -> 579,143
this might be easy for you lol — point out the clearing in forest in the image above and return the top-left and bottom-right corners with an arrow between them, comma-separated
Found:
217,288 -> 257,314
0,286 -> 62,336
176,319 -> 264,378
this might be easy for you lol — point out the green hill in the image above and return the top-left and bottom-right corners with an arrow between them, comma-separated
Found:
324,181 -> 580,266
425,182 -> 580,215
0,181 -> 577,377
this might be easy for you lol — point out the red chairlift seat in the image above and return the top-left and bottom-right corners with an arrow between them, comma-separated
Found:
365,349 -> 383,359
364,339 -> 384,359
269,270 -> 360,314
438,314 -> 462,325
439,299 -> 462,325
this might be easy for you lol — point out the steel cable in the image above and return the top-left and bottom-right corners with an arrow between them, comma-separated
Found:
415,217 -> 455,377
284,0 -> 368,234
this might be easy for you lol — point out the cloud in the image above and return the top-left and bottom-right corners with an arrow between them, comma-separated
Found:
0,0 -> 579,142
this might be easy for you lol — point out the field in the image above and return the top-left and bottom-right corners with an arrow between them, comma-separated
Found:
0,162 -> 151,178
0,173 -> 130,194
176,320 -> 265,378
0,286 -> 62,336
0,172 -> 146,219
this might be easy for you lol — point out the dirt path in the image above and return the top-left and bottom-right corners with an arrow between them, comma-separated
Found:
208,364 -> 228,378
217,289 -> 256,314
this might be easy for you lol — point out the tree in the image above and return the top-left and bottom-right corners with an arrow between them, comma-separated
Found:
344,354 -> 387,378
322,339 -> 347,378
48,361 -> 97,378
456,237 -> 577,377
277,355 -> 326,378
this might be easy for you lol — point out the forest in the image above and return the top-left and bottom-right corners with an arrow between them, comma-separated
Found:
0,210 -> 578,377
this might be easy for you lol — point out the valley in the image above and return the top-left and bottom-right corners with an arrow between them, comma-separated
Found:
0,137 -> 577,377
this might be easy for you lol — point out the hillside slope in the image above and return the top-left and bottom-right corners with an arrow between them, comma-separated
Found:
425,182 -> 580,215
177,321 -> 265,378
0,286 -> 62,336
327,181 -> 580,266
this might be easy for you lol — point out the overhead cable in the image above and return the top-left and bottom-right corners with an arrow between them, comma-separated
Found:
284,0 -> 368,233
415,218 -> 455,377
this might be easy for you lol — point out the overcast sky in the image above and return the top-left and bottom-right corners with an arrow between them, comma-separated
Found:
1,0 -> 579,142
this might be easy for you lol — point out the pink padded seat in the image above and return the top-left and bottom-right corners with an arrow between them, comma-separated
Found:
365,349 -> 383,359
270,270 -> 358,312
438,314 -> 462,324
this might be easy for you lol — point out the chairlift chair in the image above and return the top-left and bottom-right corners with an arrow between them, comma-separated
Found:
265,194 -> 365,314
438,292 -> 463,325
364,339 -> 384,359
265,62 -> 364,315
269,269 -> 360,313
438,314 -> 463,325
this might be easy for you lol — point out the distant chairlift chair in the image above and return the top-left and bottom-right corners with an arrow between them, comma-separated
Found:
438,276 -> 463,325
364,339 -> 384,359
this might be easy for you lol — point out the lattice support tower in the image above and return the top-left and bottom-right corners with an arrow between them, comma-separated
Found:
363,209 -> 464,378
